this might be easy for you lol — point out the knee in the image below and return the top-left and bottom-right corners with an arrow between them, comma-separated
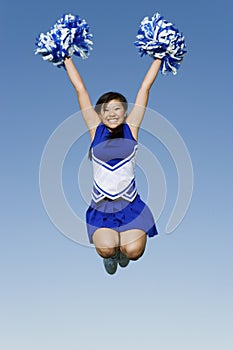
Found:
96,247 -> 118,259
121,243 -> 145,261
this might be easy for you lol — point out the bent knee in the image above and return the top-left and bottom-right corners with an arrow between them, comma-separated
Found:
121,244 -> 145,261
96,247 -> 118,259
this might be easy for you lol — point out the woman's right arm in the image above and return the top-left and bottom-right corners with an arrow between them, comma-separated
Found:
64,57 -> 100,139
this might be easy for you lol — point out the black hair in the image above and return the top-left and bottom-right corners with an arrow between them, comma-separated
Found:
88,92 -> 128,160
94,91 -> 128,114
95,91 -> 127,138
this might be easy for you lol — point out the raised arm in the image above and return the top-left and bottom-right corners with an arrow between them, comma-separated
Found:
64,57 -> 100,139
126,58 -> 162,139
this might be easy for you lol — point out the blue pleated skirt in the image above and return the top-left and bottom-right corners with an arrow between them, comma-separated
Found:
86,195 -> 158,243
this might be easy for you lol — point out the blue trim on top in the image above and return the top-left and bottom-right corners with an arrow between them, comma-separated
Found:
91,145 -> 137,172
91,123 -> 137,149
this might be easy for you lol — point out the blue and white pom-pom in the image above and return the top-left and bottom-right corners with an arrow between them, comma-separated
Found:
134,12 -> 187,75
35,13 -> 93,67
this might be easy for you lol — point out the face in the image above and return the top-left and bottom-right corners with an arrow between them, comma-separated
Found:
100,99 -> 126,130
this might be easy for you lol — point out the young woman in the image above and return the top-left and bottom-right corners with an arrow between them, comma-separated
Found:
64,57 -> 162,274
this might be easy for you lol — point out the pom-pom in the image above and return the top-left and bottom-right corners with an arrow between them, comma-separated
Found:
35,13 -> 93,67
134,12 -> 187,75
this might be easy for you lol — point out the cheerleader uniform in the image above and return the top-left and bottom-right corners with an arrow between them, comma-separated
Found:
86,123 -> 158,243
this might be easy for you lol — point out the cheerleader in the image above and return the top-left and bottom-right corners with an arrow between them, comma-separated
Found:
63,57 -> 161,274
35,12 -> 186,274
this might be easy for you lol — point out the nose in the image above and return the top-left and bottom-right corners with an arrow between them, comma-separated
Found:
109,109 -> 115,116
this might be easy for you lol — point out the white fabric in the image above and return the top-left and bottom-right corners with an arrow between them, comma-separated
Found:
91,145 -> 138,202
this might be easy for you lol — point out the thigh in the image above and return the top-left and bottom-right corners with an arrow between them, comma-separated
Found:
120,229 -> 147,248
92,228 -> 120,249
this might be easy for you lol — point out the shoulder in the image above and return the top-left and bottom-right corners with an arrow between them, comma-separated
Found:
91,123 -> 108,146
124,122 -> 138,142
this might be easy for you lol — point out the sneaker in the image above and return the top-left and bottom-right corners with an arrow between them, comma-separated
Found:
103,256 -> 118,275
118,251 -> 130,268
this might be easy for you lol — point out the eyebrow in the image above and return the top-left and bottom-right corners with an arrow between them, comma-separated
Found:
105,103 -> 122,108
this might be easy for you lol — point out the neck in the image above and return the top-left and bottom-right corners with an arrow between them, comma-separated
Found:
107,124 -> 124,139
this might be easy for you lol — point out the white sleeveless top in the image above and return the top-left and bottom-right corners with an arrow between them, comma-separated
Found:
91,123 -> 138,203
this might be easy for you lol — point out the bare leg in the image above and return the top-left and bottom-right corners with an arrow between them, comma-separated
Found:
92,228 -> 120,258
120,229 -> 147,261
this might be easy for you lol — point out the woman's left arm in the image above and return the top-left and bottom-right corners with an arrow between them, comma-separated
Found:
126,59 -> 162,139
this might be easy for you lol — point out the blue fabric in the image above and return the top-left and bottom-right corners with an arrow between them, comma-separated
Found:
91,123 -> 139,202
91,123 -> 137,166
86,123 -> 158,243
91,123 -> 135,147
86,195 -> 158,243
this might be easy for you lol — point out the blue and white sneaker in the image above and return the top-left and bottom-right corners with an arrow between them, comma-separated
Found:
118,251 -> 130,268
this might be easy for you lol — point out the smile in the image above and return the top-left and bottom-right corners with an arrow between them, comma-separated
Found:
108,118 -> 119,123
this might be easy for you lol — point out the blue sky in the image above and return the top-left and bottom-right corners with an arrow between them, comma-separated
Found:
1,0 -> 233,349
